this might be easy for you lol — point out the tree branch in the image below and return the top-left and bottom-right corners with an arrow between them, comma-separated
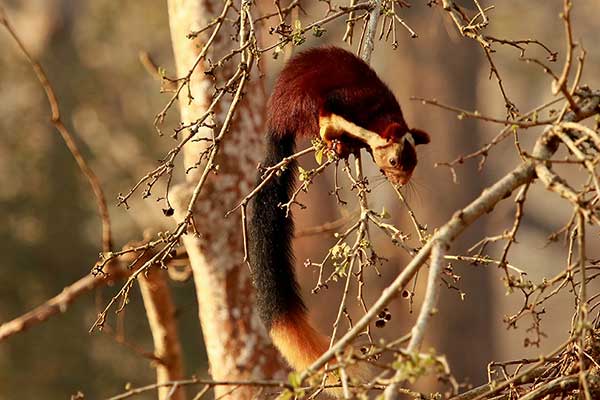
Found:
139,267 -> 186,400
0,7 -> 112,252
301,90 -> 600,390
0,264 -> 129,342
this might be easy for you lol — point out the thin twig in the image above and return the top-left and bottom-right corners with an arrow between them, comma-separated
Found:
1,9 -> 112,252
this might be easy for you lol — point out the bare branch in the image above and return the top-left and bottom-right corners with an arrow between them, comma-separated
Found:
139,268 -> 186,400
0,262 -> 130,342
0,8 -> 112,252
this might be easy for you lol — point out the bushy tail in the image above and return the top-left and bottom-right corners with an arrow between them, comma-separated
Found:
248,132 -> 329,368
249,133 -> 303,323
248,132 -> 373,394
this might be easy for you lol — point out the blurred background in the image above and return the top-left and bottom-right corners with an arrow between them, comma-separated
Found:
1,0 -> 599,398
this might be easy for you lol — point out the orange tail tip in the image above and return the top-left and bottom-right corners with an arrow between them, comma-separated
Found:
269,311 -> 375,397
270,310 -> 329,372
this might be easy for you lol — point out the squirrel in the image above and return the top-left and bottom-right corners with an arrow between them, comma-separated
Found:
248,46 -> 429,392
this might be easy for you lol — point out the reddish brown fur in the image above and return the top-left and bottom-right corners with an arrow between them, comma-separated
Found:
267,47 -> 410,142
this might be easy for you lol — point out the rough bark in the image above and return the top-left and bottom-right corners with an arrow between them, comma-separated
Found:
166,1 -> 287,398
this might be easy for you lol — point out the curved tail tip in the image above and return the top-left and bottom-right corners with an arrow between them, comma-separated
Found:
269,311 -> 376,397
269,310 -> 329,372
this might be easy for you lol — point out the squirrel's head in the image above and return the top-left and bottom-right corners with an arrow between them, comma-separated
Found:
372,123 -> 430,185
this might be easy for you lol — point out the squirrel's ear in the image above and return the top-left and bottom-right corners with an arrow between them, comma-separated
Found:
409,129 -> 430,145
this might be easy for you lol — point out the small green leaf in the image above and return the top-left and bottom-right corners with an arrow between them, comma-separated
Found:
315,148 -> 324,164
312,25 -> 326,37
336,260 -> 350,276
331,243 -> 351,259
298,166 -> 308,181
380,207 -> 390,219
291,20 -> 306,46
288,371 -> 301,388
292,34 -> 305,46
276,390 -> 293,400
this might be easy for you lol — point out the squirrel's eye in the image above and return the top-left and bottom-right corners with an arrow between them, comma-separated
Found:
389,157 -> 398,167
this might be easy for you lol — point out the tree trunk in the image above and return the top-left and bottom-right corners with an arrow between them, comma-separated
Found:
166,1 -> 287,398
